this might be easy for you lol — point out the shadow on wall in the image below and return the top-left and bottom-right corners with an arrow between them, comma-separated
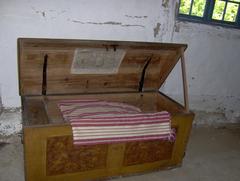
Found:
0,100 -> 2,115
0,85 -> 2,115
0,101 -> 2,115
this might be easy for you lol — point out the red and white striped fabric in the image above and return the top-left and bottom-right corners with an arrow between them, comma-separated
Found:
58,99 -> 175,145
58,99 -> 141,120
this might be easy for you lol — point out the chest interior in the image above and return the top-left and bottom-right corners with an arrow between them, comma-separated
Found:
18,38 -> 188,126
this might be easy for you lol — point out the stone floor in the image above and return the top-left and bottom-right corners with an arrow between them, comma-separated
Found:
0,125 -> 239,181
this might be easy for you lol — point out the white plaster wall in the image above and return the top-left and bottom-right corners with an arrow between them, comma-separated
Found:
0,0 -> 239,123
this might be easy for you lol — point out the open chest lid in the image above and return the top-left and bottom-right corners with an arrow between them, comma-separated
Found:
18,38 -> 187,96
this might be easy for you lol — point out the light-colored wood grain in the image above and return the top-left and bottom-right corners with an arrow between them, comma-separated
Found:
20,38 -> 194,181
23,113 -> 193,181
18,38 -> 186,96
23,92 -> 194,181
180,48 -> 189,112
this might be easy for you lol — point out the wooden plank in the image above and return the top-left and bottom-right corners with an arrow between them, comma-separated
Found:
19,38 -> 187,50
171,114 -> 194,164
18,38 -> 187,96
23,97 -> 49,126
180,48 -> 190,112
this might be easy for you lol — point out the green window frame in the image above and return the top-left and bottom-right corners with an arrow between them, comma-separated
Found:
178,0 -> 240,29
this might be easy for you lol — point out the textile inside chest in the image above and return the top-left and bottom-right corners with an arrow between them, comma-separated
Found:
58,99 -> 175,145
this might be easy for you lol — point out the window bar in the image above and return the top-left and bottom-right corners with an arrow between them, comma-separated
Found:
236,2 -> 240,26
204,0 -> 212,21
189,0 -> 194,15
229,0 -> 240,3
222,0 -> 228,21
207,0 -> 215,21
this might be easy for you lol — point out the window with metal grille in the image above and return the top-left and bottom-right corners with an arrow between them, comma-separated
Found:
178,0 -> 240,28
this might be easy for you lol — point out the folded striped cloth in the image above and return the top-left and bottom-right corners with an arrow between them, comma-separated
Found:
58,99 -> 175,145
58,99 -> 141,120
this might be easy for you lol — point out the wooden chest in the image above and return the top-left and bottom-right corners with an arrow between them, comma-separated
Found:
18,38 -> 194,181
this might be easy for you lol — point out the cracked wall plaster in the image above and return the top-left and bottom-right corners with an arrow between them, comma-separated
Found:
71,20 -> 145,28
162,0 -> 169,8
153,22 -> 161,38
125,15 -> 148,19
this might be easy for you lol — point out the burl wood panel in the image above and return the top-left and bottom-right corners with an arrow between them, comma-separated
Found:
123,140 -> 174,166
46,136 -> 108,176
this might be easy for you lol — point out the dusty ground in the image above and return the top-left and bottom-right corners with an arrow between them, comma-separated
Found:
0,125 -> 239,181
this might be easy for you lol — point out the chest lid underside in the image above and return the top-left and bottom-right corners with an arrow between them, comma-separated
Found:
18,38 -> 187,96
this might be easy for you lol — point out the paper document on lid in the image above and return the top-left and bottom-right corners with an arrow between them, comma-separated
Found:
71,48 -> 126,74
